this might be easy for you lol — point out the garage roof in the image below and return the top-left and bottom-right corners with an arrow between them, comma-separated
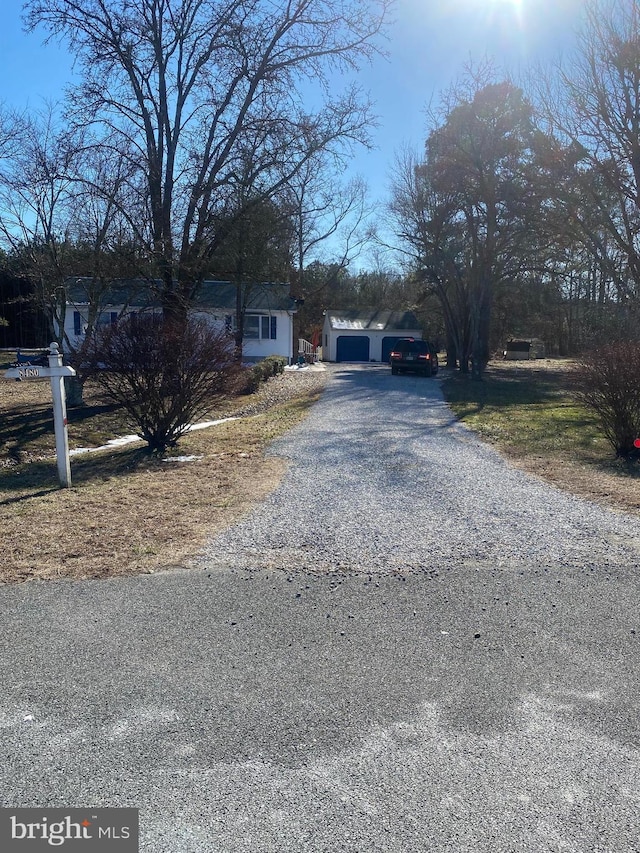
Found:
326,308 -> 420,332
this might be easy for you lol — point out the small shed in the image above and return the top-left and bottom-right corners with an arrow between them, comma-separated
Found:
322,308 -> 423,363
503,340 -> 532,360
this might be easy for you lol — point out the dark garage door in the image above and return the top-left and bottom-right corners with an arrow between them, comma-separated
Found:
381,336 -> 401,364
336,335 -> 370,362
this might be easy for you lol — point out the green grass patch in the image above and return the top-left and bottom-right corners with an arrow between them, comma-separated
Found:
441,363 -> 611,461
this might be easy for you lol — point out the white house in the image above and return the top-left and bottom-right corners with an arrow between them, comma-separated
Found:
62,278 -> 298,363
322,308 -> 423,363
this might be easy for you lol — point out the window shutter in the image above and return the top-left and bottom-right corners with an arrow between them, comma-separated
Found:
270,316 -> 277,339
73,311 -> 81,335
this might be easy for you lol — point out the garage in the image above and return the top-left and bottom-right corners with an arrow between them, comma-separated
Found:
381,336 -> 402,364
336,335 -> 370,362
322,309 -> 423,363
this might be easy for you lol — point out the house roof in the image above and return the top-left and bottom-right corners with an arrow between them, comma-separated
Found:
194,281 -> 296,313
66,278 -> 161,308
66,278 -> 296,313
325,308 -> 421,332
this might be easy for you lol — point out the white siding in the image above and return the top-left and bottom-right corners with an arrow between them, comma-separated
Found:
61,304 -> 294,362
322,315 -> 423,363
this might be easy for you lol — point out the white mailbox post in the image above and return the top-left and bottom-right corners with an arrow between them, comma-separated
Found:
3,343 -> 77,488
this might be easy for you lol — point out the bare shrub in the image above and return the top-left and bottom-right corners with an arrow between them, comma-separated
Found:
574,342 -> 640,457
89,314 -> 241,452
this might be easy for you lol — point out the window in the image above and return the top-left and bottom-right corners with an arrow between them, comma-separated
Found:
394,339 -> 428,354
244,315 -> 259,339
244,314 -> 277,340
73,311 -> 82,336
260,315 -> 277,340
97,311 -> 120,327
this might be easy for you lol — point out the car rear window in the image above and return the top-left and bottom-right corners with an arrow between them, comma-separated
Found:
395,340 -> 428,353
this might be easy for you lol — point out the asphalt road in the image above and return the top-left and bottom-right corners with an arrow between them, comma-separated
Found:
2,364 -> 640,852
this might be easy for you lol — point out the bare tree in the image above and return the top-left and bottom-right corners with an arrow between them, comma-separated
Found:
281,154 -> 374,350
388,146 -> 473,371
24,0 -> 390,319
207,190 -> 294,358
535,0 -> 640,304
0,106 -> 26,328
285,158 -> 373,287
0,107 -> 143,400
0,104 -> 26,162
0,106 -> 80,345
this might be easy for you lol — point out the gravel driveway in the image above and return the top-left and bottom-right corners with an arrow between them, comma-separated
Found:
204,364 -> 640,576
2,363 -> 640,852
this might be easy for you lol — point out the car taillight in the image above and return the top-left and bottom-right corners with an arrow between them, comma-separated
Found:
390,351 -> 400,358
418,353 -> 430,360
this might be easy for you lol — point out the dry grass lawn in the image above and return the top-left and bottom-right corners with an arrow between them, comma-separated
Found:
1,375 -> 323,584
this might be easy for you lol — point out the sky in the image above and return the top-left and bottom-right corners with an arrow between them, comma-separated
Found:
0,0 -> 588,246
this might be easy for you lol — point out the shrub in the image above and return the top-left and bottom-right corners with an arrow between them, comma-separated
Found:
262,355 -> 287,376
89,313 -> 241,452
239,356 -> 287,394
240,365 -> 263,395
254,361 -> 271,383
573,341 -> 640,457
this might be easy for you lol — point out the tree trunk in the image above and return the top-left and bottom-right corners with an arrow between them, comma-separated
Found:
234,278 -> 245,362
471,355 -> 483,380
445,337 -> 457,370
64,375 -> 84,407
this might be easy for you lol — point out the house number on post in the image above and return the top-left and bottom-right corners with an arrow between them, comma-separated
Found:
3,343 -> 77,488
17,366 -> 42,379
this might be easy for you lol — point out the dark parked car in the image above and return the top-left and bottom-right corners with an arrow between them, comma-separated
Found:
389,338 -> 439,376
